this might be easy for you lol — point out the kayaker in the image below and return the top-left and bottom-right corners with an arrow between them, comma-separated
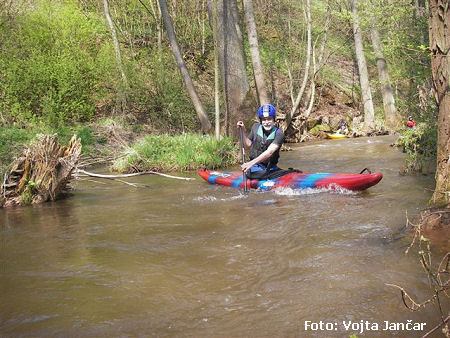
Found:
236,103 -> 285,179
337,119 -> 349,134
406,116 -> 416,128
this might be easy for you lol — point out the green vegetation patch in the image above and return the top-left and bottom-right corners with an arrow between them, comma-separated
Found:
309,124 -> 332,136
395,122 -> 437,174
0,123 -> 100,178
0,127 -> 34,175
0,0 -> 115,126
113,134 -> 237,172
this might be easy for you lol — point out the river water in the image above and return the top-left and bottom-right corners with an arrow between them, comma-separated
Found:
1,135 -> 447,337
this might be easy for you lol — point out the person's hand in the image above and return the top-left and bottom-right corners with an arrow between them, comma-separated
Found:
241,161 -> 253,173
236,121 -> 244,128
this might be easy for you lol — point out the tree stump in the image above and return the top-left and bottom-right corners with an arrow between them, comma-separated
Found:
0,134 -> 82,208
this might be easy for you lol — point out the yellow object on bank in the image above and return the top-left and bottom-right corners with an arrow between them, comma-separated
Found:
327,133 -> 348,140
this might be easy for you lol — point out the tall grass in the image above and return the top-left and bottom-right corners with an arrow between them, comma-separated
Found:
112,134 -> 237,172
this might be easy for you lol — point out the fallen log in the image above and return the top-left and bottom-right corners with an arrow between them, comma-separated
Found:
0,134 -> 82,208
75,169 -> 195,181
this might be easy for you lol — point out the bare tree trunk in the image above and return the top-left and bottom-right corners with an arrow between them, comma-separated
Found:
300,45 -> 317,141
285,0 -> 312,130
430,0 -> 450,205
370,23 -> 399,130
102,0 -> 128,109
201,0 -> 206,55
221,0 -> 230,135
351,0 -> 375,131
209,0 -> 221,139
243,0 -> 269,105
158,0 -> 212,133
217,0 -> 254,137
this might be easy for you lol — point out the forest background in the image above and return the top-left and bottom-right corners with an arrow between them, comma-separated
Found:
0,0 -> 437,181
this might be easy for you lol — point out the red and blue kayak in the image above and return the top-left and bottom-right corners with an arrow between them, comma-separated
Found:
198,168 -> 382,191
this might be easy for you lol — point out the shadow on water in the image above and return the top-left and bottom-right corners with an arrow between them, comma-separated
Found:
1,135 -> 446,337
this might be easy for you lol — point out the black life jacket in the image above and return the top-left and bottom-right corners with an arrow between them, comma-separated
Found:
250,125 -> 281,166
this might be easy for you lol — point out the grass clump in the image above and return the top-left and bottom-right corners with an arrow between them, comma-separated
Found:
112,134 -> 237,172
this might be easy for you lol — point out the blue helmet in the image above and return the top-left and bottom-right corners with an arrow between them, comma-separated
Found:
257,104 -> 276,120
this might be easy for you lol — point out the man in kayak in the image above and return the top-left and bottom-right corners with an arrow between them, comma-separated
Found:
236,103 -> 285,179
337,119 -> 349,134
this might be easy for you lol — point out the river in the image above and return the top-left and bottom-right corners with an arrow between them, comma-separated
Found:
1,135 -> 447,337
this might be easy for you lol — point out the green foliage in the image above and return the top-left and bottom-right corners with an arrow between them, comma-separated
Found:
395,122 -> 437,174
0,123 -> 97,178
20,181 -> 36,205
113,134 -> 237,172
0,127 -> 34,176
141,53 -> 199,131
309,124 -> 331,136
0,0 -> 115,126
50,125 -> 95,154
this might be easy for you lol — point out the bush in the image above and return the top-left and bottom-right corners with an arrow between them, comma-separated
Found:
113,133 -> 237,172
395,122 -> 437,174
0,0 -> 115,126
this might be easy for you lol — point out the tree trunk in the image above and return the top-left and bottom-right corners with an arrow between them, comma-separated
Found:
370,23 -> 399,130
102,0 -> 128,109
430,0 -> 450,206
158,0 -> 212,133
351,0 -> 375,131
216,0 -> 254,137
285,0 -> 312,130
300,45 -> 317,140
243,0 -> 269,105
209,0 -> 221,139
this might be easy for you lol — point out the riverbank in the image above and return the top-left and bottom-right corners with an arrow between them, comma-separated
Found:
0,118 -> 238,178
0,116 -> 433,178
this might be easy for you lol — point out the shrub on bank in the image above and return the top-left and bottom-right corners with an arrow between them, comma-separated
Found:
112,134 -> 237,172
0,0 -> 115,126
395,122 -> 437,174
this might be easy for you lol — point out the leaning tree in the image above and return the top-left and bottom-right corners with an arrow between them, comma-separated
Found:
430,0 -> 450,205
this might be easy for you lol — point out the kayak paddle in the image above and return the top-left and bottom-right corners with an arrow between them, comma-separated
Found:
238,125 -> 248,192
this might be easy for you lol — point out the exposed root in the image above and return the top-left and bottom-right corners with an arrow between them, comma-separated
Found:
389,208 -> 450,337
0,134 -> 81,207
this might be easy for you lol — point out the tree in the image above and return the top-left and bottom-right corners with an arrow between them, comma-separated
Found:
216,0 -> 254,136
430,0 -> 450,205
207,0 -> 221,139
285,0 -> 312,130
351,0 -> 375,131
370,20 -> 398,129
243,0 -> 269,105
158,0 -> 212,133
102,0 -> 128,110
